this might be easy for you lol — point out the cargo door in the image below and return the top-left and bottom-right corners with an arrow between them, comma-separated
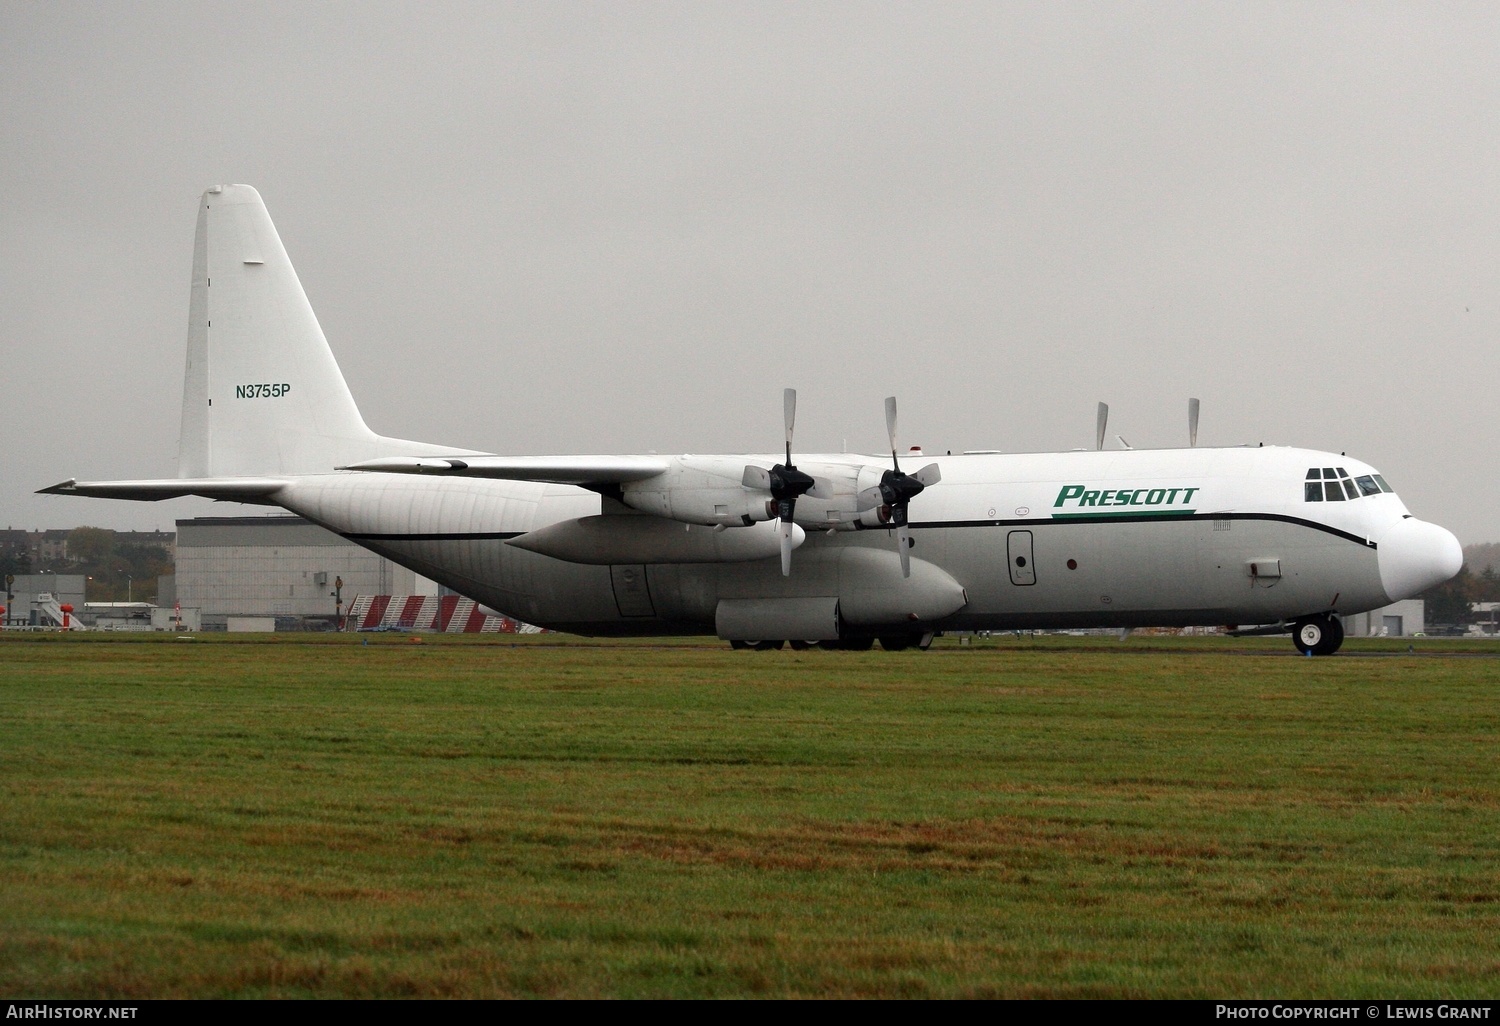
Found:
1007,530 -> 1036,586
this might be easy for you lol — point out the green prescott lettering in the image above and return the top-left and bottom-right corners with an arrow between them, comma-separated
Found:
1053,484 -> 1198,509
234,383 -> 292,399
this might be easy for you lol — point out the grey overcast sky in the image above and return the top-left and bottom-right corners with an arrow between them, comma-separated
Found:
3,2 -> 1496,543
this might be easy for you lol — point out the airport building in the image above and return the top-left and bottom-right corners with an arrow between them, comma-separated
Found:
3,574 -> 87,627
172,516 -> 425,629
1343,599 -> 1425,638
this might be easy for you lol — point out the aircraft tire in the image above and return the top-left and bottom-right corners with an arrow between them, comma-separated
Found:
1292,615 -> 1344,656
878,634 -> 913,652
824,637 -> 874,651
788,640 -> 817,651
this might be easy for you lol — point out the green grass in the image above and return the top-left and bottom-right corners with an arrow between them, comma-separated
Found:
1,632 -> 1498,997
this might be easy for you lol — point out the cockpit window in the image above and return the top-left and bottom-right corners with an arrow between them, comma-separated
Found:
1373,474 -> 1393,493
1305,466 -> 1368,502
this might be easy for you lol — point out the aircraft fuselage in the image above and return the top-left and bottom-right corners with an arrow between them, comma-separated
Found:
277,444 -> 1422,638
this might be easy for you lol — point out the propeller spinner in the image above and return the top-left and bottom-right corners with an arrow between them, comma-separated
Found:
741,388 -> 815,576
856,396 -> 940,578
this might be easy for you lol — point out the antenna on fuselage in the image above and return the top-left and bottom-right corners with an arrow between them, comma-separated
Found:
1096,402 -> 1108,450
1188,397 -> 1200,447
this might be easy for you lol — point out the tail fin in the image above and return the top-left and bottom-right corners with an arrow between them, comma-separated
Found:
178,185 -> 472,477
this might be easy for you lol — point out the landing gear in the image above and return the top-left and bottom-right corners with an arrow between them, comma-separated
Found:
731,634 -> 932,652
1292,614 -> 1344,656
878,631 -> 935,652
819,637 -> 874,651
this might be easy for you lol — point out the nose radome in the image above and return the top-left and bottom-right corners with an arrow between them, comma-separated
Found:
1378,517 -> 1464,602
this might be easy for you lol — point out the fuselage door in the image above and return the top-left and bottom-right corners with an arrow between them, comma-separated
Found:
610,565 -> 656,617
1007,530 -> 1036,586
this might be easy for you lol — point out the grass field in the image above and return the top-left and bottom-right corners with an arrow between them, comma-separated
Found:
2,632 -> 1498,998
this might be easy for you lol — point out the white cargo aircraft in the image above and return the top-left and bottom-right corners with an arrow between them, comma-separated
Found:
42,186 -> 1463,654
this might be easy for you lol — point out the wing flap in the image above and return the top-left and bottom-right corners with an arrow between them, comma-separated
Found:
38,478 -> 289,503
339,455 -> 669,485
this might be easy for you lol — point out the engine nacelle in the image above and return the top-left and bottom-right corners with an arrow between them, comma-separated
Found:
853,464 -> 896,528
621,456 -> 775,527
622,456 -> 895,531
784,461 -> 878,532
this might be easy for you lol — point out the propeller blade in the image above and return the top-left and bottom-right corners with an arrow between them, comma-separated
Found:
742,465 -> 772,491
898,522 -> 911,578
911,463 -> 941,488
784,387 -> 797,455
1188,397 -> 1200,447
885,396 -> 899,460
1096,402 -> 1109,451
780,518 -> 795,576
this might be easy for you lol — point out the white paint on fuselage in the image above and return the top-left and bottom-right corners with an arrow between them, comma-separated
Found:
273,443 -> 1428,635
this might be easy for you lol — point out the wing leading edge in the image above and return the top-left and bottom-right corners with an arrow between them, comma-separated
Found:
339,455 -> 671,486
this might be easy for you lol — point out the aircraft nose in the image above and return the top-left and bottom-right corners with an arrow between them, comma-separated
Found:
1378,517 -> 1464,602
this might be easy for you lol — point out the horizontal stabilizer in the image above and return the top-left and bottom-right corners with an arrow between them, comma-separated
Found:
340,455 -> 670,486
38,478 -> 289,503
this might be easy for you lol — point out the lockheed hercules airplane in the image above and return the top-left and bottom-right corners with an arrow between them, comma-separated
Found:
42,186 -> 1462,654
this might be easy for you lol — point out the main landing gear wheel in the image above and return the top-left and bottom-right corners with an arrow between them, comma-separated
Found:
878,632 -> 934,652
818,637 -> 874,651
1292,615 -> 1344,656
729,640 -> 785,651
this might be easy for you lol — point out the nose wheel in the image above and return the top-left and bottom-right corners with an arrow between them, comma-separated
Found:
1292,614 -> 1343,656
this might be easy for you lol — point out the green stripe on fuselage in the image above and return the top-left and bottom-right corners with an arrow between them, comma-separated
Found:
1051,510 -> 1199,520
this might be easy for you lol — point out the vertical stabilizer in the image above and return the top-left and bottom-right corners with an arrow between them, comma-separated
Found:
177,185 -> 468,477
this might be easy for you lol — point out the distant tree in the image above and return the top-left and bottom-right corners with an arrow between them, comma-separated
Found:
1479,565 -> 1500,604
0,549 -> 31,579
1418,565 -> 1476,627
67,527 -> 115,567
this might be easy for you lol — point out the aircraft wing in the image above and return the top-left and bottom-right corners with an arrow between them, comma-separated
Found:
37,478 -> 290,503
339,455 -> 670,486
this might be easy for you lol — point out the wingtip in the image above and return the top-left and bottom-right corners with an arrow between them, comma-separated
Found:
36,479 -> 78,495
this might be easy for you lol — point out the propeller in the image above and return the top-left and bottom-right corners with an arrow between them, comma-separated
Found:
1096,402 -> 1109,451
741,388 -> 815,576
1188,397 -> 1200,447
856,396 -> 941,578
